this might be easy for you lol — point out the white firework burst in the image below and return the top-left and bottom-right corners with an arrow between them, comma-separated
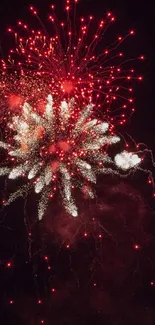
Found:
0,95 -> 141,219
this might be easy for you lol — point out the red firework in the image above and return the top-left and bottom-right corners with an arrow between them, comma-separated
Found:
0,0 -> 143,126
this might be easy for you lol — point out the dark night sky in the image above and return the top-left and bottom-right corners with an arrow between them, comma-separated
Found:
0,1 -> 155,325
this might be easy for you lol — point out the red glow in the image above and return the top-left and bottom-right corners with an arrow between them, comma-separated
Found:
51,161 -> 59,172
7,262 -> 12,268
61,80 -> 74,93
44,256 -> 48,260
38,300 -> 42,304
36,126 -> 44,138
49,144 -> 56,153
134,244 -> 140,250
8,94 -> 22,108
58,141 -> 70,152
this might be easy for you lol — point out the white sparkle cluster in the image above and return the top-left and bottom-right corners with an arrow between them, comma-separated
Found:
0,95 -> 141,219
114,151 -> 141,170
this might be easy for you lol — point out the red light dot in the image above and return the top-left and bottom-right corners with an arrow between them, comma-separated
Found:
84,232 -> 88,237
52,288 -> 56,292
150,281 -> 154,286
41,320 -> 44,324
44,256 -> 48,261
134,244 -> 140,250
130,30 -> 134,35
7,262 -> 11,268
98,234 -> 102,238
66,244 -> 70,248
38,300 -> 42,304
9,300 -> 13,304
93,283 -> 97,287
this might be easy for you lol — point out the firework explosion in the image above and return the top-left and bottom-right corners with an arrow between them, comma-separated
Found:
0,1 -> 143,123
0,1 -> 143,219
0,94 -> 141,219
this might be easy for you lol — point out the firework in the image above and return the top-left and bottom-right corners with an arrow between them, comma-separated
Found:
0,2 -> 144,219
0,1 -> 143,126
0,94 -> 140,219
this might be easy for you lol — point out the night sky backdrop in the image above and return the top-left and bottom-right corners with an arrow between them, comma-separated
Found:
0,0 -> 155,324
